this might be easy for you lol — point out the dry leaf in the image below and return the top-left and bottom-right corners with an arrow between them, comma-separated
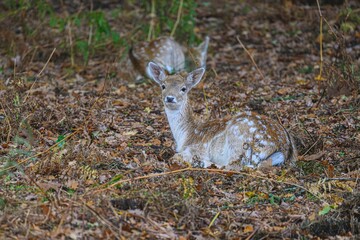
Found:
66,180 -> 79,190
243,224 -> 254,233
277,87 -> 291,95
123,130 -> 138,136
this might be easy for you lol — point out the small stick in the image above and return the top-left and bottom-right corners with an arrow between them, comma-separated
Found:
315,0 -> 325,86
1,80 -> 107,173
245,228 -> 258,240
90,167 -> 326,203
236,36 -> 265,80
38,48 -> 57,77
147,0 -> 156,41
324,178 -> 359,182
208,211 -> 221,228
170,0 -> 184,37
68,20 -> 75,66
301,135 -> 322,157
23,48 -> 56,103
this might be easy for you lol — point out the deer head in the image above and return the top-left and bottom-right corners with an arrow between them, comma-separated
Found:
147,62 -> 205,111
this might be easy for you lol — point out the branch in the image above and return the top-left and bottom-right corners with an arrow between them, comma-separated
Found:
170,0 -> 184,37
89,167 -> 327,204
236,36 -> 265,81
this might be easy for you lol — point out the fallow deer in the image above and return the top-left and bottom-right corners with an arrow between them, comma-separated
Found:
147,62 -> 297,169
129,36 -> 209,82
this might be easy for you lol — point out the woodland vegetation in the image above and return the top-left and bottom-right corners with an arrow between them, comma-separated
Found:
0,0 -> 359,239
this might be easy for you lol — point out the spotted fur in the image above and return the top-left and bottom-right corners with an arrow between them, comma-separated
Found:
128,36 -> 209,81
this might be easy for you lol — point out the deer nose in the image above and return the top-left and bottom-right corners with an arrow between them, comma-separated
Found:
165,96 -> 176,103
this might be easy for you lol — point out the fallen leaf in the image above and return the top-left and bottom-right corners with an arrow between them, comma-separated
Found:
243,224 -> 254,233
123,130 -> 137,136
277,87 -> 291,95
66,180 -> 79,190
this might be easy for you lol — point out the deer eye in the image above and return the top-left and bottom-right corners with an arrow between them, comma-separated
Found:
161,84 -> 166,90
181,86 -> 187,92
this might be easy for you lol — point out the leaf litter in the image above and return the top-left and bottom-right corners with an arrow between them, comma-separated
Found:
0,0 -> 359,239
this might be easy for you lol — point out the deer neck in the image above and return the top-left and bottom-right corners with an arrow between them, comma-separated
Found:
164,100 -> 197,152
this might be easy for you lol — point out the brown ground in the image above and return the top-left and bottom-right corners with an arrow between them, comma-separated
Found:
0,0 -> 359,239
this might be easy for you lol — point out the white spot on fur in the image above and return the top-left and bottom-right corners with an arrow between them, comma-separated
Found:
248,121 -> 254,126
258,151 -> 267,160
242,118 -> 249,124
249,127 -> 257,133
245,148 -> 252,159
269,152 -> 285,165
164,65 -> 173,73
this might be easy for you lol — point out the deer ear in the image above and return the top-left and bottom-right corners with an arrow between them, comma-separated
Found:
196,36 -> 209,53
195,36 -> 209,68
186,68 -> 205,88
147,62 -> 166,84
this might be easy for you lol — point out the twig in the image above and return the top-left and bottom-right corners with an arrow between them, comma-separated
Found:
313,88 -> 326,109
323,17 -> 338,39
23,48 -> 56,103
303,151 -> 325,161
68,20 -> 75,66
301,135 -> 322,157
315,0 -> 325,85
324,178 -> 359,182
170,0 -> 184,37
89,167 -> 326,203
208,211 -> 221,228
211,67 -> 218,78
38,48 -> 57,77
79,199 -> 120,238
147,0 -> 156,41
1,81 -> 108,174
0,129 -> 80,173
245,228 -> 258,240
236,36 -> 265,80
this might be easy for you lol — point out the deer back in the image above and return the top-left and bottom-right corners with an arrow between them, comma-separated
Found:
129,37 -> 185,78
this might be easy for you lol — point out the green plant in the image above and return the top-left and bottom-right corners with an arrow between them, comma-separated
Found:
48,8 -> 124,66
180,175 -> 196,199
3,0 -> 31,11
339,8 -> 360,33
299,65 -> 314,74
141,0 -> 199,45
319,204 -> 336,216
0,197 -> 6,210
0,122 -> 36,178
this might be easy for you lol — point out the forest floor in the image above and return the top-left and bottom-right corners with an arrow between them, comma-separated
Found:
0,0 -> 359,239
